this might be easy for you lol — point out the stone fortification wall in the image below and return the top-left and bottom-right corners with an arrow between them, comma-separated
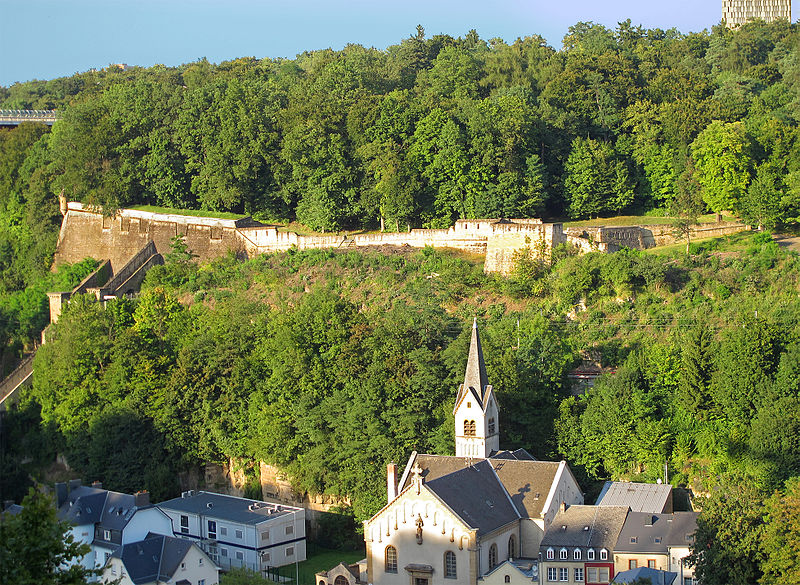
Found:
54,203 -> 246,268
54,203 -> 562,275
564,221 -> 750,251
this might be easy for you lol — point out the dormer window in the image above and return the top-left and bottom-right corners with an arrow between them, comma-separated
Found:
573,549 -> 581,560
560,548 -> 568,560
600,549 -> 608,560
587,549 -> 595,561
547,548 -> 554,560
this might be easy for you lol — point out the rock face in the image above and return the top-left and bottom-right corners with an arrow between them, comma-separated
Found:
53,203 -> 565,275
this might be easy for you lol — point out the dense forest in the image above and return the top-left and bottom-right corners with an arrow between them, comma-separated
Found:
2,19 -> 800,583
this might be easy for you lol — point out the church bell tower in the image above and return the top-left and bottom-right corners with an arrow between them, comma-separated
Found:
454,319 -> 499,459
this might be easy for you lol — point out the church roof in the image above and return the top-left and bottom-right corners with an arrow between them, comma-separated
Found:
455,319 -> 490,411
399,453 -> 567,523
425,459 -> 520,536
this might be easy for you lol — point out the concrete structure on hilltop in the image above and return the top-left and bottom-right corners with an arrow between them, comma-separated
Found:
158,491 -> 306,576
722,0 -> 791,26
359,322 -> 583,585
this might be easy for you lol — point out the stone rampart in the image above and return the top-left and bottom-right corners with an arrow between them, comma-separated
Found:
564,221 -> 750,251
54,203 -> 563,275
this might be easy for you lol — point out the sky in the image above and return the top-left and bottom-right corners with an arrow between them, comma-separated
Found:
0,0 -> 722,87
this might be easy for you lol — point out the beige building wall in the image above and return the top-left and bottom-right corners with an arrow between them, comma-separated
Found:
613,552 -> 668,573
722,0 -> 791,26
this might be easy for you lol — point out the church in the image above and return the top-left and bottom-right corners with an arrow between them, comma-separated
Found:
361,320 -> 584,585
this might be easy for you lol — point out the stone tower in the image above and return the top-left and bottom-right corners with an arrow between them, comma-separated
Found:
454,319 -> 500,458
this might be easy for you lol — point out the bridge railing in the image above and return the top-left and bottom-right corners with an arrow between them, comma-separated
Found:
0,109 -> 61,124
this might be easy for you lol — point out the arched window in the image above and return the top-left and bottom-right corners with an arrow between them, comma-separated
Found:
573,548 -> 581,560
505,576 -> 511,583
334,577 -> 348,585
488,418 -> 496,435
444,551 -> 457,578
547,548 -> 554,560
319,581 -> 326,585
464,420 -> 476,436
587,549 -> 595,561
508,534 -> 516,559
385,546 -> 397,573
600,548 -> 608,561
489,544 -> 498,570
560,548 -> 568,560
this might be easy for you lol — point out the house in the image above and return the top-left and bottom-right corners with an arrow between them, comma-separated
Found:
478,559 -> 538,584
315,560 -> 368,585
101,532 -> 219,585
539,504 -> 629,585
55,480 -> 173,577
612,566 -> 677,584
157,491 -> 306,575
361,321 -> 584,585
612,512 -> 699,585
595,482 -> 673,513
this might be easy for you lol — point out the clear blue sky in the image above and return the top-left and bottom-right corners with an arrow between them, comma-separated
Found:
0,0 -> 722,87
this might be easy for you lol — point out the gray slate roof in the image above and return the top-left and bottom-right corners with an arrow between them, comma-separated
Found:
596,481 -> 672,513
614,511 -> 699,554
540,505 -> 629,550
158,491 -> 297,525
426,459 -> 520,536
57,486 -> 151,532
400,454 -> 562,521
456,320 -> 491,411
112,533 -> 195,585
612,567 -> 677,585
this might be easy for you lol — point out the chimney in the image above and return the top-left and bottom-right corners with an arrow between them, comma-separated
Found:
387,462 -> 398,503
68,479 -> 82,491
134,491 -> 150,507
91,481 -> 102,489
55,482 -> 68,508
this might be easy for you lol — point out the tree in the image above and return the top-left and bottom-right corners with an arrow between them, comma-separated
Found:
564,137 -> 634,219
688,475 -> 766,585
761,477 -> 800,585
0,488 -> 95,584
690,121 -> 752,216
670,158 -> 706,255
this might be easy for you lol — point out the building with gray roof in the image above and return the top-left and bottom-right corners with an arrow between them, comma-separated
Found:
596,481 -> 673,513
539,504 -> 630,585
54,480 -> 173,578
157,491 -> 305,575
102,532 -> 218,585
613,511 -> 699,584
613,566 -> 677,585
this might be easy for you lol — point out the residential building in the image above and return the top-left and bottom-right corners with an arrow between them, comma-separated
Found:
722,0 -> 791,26
361,322 -> 583,585
158,491 -> 305,576
595,482 -> 673,514
101,532 -> 219,585
539,504 -> 629,585
612,566 -> 677,584
55,480 -> 173,577
613,512 -> 699,585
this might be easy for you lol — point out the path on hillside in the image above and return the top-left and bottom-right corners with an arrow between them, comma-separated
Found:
773,234 -> 800,253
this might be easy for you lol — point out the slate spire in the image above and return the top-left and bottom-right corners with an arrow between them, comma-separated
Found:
463,318 -> 489,400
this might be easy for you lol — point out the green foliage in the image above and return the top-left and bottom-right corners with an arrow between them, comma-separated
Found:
0,488 -> 96,585
761,477 -> 800,585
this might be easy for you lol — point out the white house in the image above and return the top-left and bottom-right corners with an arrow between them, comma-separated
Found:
362,322 -> 584,585
157,491 -> 305,576
101,533 -> 219,585
55,480 -> 173,578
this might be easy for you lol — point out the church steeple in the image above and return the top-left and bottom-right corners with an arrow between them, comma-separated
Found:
463,318 -> 489,400
454,319 -> 500,459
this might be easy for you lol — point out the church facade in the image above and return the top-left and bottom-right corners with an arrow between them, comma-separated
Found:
362,321 -> 583,585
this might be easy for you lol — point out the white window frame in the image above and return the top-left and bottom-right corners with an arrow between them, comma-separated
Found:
575,567 -> 584,582
547,548 -> 555,560
573,548 -> 581,560
600,548 -> 608,560
588,548 -> 595,561
559,548 -> 568,560
559,567 -> 568,582
235,528 -> 243,539
547,567 -> 558,582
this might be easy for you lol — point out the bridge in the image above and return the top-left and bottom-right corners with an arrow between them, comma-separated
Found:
0,109 -> 61,126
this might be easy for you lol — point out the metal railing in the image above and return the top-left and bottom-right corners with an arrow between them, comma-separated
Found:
0,109 -> 61,125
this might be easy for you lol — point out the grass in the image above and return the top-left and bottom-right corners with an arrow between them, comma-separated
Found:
270,545 -> 365,585
645,230 -> 759,256
128,204 -> 246,220
564,213 -> 739,228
